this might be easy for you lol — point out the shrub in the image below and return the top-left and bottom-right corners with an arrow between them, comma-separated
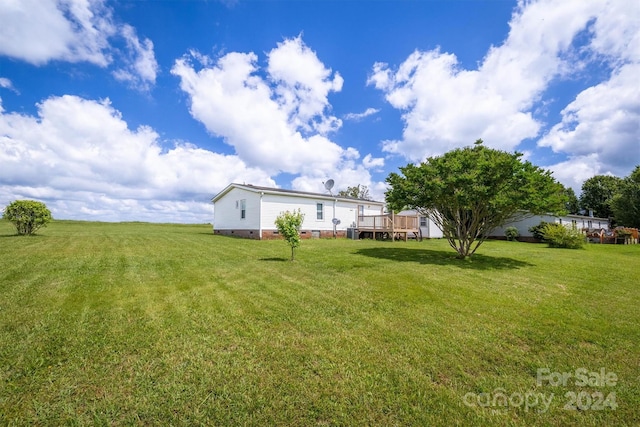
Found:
615,228 -> 631,237
542,223 -> 585,249
504,226 -> 520,241
2,200 -> 52,235
528,221 -> 549,241
614,227 -> 633,244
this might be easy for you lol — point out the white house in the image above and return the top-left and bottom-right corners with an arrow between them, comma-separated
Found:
391,210 -> 607,241
491,213 -> 609,241
212,183 -> 385,239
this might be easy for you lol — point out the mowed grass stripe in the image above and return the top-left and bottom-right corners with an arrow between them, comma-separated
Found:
0,220 -> 638,425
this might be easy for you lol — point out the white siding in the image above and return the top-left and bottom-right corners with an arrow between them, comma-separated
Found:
562,216 -> 608,230
493,214 -> 609,237
422,217 -> 444,238
213,188 -> 261,230
261,194 -> 328,230
344,200 -> 384,229
492,214 -> 557,238
213,183 -> 386,238
261,195 -> 382,232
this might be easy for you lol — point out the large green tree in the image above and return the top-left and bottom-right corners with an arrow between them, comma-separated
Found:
386,140 -> 566,259
610,166 -> 640,228
3,200 -> 52,235
579,175 -> 623,219
563,187 -> 580,214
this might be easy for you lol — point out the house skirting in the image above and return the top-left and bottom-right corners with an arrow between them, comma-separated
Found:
214,229 -> 260,239
214,229 -> 347,240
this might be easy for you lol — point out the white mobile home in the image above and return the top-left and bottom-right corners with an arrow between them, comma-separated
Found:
212,183 -> 385,239
491,213 -> 609,241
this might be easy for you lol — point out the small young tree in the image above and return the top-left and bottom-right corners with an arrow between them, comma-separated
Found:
274,209 -> 305,261
3,200 -> 52,235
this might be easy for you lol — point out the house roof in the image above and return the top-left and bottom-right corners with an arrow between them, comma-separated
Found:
212,183 -> 385,205
562,213 -> 609,221
507,211 -> 610,222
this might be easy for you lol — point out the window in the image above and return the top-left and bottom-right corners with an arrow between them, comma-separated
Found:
420,217 -> 427,227
240,199 -> 246,219
358,205 -> 364,218
316,203 -> 323,220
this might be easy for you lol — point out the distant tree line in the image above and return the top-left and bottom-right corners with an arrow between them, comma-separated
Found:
337,185 -> 371,200
575,166 -> 640,228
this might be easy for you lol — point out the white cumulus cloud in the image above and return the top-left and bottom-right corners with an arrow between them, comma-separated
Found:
0,95 -> 274,222
539,64 -> 640,178
362,154 -> 384,170
171,36 -> 353,176
112,24 -> 159,90
0,78 -> 18,94
538,1 -> 640,184
0,0 -> 157,90
368,0 -> 638,180
289,149 -> 385,201
344,108 -> 380,121
0,0 -> 115,66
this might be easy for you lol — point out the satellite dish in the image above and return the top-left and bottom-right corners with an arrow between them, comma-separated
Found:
324,179 -> 335,194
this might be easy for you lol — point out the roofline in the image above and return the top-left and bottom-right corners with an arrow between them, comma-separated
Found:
563,213 -> 609,221
212,183 -> 385,204
511,210 -> 609,221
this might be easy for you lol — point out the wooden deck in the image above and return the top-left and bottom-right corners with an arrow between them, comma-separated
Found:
356,213 -> 420,241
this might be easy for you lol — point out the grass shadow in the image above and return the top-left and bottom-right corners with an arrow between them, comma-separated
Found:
0,234 -> 46,238
354,247 -> 533,270
259,257 -> 289,262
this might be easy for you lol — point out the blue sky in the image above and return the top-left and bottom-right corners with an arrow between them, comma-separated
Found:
1,0 -> 638,222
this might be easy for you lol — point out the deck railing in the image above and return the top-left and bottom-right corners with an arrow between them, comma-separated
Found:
357,214 -> 419,231
393,214 -> 419,230
357,214 -> 390,230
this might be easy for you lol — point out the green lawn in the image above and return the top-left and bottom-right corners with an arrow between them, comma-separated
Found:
1,220 -> 638,426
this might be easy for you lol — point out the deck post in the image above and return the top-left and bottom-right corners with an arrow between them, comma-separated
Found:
374,215 -> 377,240
391,211 -> 395,242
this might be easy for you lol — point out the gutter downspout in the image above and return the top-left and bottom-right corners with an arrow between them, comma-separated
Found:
259,192 -> 264,240
333,198 -> 337,238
